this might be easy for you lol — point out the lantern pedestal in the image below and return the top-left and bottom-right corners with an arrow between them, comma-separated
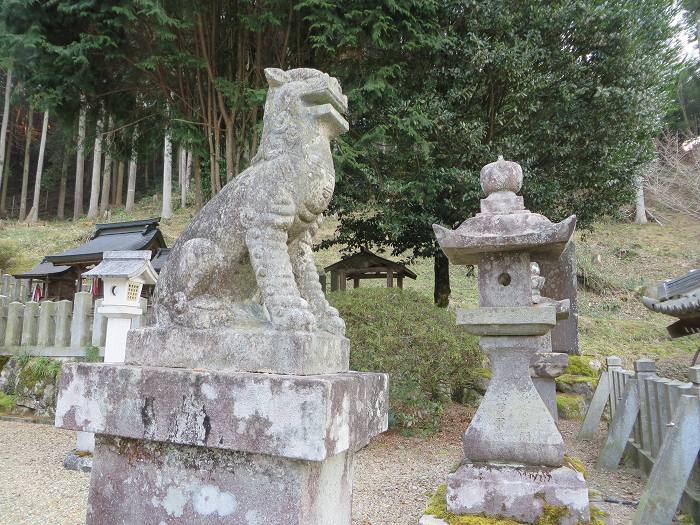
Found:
445,463 -> 589,524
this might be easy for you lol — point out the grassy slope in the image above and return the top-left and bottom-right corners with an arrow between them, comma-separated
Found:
2,199 -> 697,372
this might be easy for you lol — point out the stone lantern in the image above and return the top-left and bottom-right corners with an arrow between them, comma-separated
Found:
82,251 -> 156,363
426,157 -> 589,524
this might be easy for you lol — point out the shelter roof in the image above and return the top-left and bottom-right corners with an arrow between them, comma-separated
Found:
324,247 -> 417,279
44,218 -> 165,266
83,251 -> 157,284
151,247 -> 171,273
13,259 -> 73,279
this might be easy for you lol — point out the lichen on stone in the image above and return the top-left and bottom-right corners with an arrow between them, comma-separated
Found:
563,455 -> 588,480
423,483 -> 604,525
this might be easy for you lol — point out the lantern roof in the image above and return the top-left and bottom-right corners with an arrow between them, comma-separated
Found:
82,250 -> 157,284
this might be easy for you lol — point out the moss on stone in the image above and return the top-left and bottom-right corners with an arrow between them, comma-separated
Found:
0,391 -> 17,413
423,483 -> 604,525
535,506 -> 568,525
556,393 -> 586,420
424,484 -> 525,524
475,367 -> 492,379
0,355 -> 9,372
563,455 -> 588,480
556,374 -> 597,387
563,356 -> 597,378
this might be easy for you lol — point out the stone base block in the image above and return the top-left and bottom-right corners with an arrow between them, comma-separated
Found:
55,363 -> 388,462
86,435 -> 352,525
446,463 -> 589,525
63,450 -> 93,472
126,326 -> 349,375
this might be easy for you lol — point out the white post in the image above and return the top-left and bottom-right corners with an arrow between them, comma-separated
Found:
162,132 -> 172,219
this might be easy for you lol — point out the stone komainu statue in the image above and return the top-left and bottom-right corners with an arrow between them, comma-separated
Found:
154,68 -> 348,335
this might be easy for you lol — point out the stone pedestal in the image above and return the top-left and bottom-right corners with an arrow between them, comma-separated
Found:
447,463 -> 589,525
56,343 -> 387,524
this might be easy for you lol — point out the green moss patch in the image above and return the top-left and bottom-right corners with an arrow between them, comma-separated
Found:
563,455 -> 588,480
422,485 -> 600,525
563,356 -> 597,378
557,393 -> 586,420
423,484 -> 524,524
0,392 -> 17,413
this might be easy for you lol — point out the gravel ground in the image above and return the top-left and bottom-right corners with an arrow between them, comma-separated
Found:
0,408 -> 645,525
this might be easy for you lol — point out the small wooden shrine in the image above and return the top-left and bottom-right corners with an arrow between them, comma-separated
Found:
324,247 -> 416,291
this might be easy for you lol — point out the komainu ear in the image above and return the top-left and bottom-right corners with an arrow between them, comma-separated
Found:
264,68 -> 290,87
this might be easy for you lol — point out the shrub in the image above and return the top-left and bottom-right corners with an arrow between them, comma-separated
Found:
328,288 -> 481,431
0,239 -> 19,273
0,392 -> 16,412
83,345 -> 102,362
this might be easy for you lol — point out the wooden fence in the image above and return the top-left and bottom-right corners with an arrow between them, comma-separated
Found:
579,356 -> 700,524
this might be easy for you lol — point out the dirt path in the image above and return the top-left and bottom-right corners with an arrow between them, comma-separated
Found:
0,409 -> 644,525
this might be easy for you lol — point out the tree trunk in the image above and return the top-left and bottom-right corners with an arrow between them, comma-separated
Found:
225,118 -> 234,182
87,109 -> 104,219
1,130 -> 12,214
19,105 -> 34,222
634,175 -> 647,224
433,250 -> 451,308
26,110 -> 49,224
115,160 -> 124,207
99,116 -> 114,215
0,69 -> 12,196
126,127 -> 138,211
162,131 -> 173,219
179,145 -> 187,208
193,153 -> 203,211
57,148 -> 69,219
73,98 -> 87,219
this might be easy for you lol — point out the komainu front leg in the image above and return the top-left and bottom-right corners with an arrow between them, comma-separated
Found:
246,221 -> 315,332
291,230 -> 345,336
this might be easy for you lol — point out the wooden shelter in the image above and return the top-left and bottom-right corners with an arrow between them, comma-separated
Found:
324,247 -> 416,291
15,218 -> 167,300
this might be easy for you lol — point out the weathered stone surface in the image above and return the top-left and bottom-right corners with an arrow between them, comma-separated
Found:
533,376 -> 558,420
154,68 -> 349,338
63,450 -> 93,472
55,362 -> 388,462
446,463 -> 590,525
463,336 -> 564,467
457,305 -> 556,336
86,435 -> 353,525
537,242 -> 579,355
530,351 -> 569,379
20,301 -> 39,346
127,326 -> 349,375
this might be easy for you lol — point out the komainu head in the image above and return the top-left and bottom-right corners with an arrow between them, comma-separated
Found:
253,68 -> 349,163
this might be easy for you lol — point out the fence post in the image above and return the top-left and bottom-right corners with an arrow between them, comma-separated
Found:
1,274 -> 13,297
20,301 -> 40,346
91,298 -> 107,347
607,356 -> 622,417
597,376 -> 640,470
633,391 -> 700,525
578,363 -> 611,440
0,295 -> 8,343
37,300 -> 57,346
4,302 -> 24,346
634,359 -> 656,460
70,292 -> 93,348
54,300 -> 73,347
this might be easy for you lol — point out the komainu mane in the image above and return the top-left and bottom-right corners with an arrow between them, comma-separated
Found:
154,67 -> 348,335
